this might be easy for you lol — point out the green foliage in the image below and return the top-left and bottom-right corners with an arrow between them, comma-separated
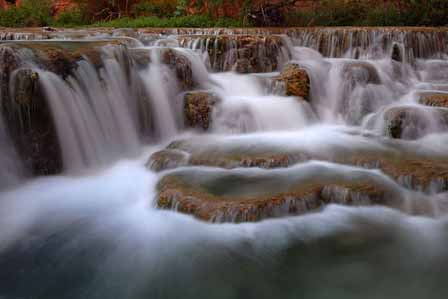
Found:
94,15 -> 242,28
52,8 -> 88,27
133,1 -> 177,18
1,0 -> 448,28
174,0 -> 189,17
285,0 -> 448,27
363,6 -> 406,26
0,0 -> 52,27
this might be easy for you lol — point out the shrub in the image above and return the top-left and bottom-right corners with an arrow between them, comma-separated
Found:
363,6 -> 405,26
133,0 -> 177,18
0,0 -> 52,27
285,0 -> 448,27
52,8 -> 88,27
94,15 -> 242,28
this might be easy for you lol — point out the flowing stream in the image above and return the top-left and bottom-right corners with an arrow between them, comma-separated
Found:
1,28 -> 448,298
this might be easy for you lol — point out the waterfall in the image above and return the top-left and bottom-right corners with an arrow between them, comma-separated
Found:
37,49 -> 141,172
288,28 -> 448,61
209,72 -> 315,133
0,113 -> 23,190
138,48 -> 179,140
2,27 -> 448,299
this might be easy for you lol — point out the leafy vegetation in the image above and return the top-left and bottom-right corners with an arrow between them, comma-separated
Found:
94,15 -> 242,28
0,0 -> 53,27
1,0 -> 448,28
133,0 -> 177,18
286,0 -> 448,27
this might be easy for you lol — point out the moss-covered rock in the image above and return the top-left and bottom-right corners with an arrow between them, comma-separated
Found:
274,63 -> 310,100
184,91 -> 219,130
148,133 -> 448,193
156,164 -> 406,223
419,92 -> 448,108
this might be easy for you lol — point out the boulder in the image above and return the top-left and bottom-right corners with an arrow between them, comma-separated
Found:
342,61 -> 381,86
391,43 -> 403,62
274,63 -> 310,100
184,91 -> 219,130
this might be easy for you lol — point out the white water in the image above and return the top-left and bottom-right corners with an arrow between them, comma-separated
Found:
1,28 -> 448,298
38,55 -> 141,172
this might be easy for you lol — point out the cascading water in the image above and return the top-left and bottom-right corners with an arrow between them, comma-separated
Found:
0,113 -> 23,189
36,49 -> 141,172
1,27 -> 448,299
138,47 -> 180,140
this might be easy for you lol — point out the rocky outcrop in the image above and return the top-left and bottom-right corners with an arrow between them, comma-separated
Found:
131,48 -> 195,90
12,69 -> 39,105
156,164 -> 409,223
419,92 -> 448,108
161,48 -> 195,89
1,67 -> 62,175
274,63 -> 310,100
178,35 -> 287,73
184,91 -> 219,130
148,133 -> 448,193
2,41 -> 124,77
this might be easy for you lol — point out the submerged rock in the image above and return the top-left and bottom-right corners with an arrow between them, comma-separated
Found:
147,149 -> 189,172
382,106 -> 448,140
184,91 -> 220,130
391,43 -> 403,62
112,28 -> 138,39
156,163 -> 409,223
161,48 -> 195,90
131,48 -> 195,90
342,61 -> 381,86
274,64 -> 310,100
